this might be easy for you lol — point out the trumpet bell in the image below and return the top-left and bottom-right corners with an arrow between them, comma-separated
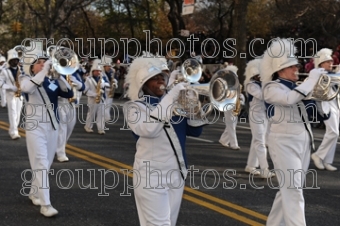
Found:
209,69 -> 240,112
181,58 -> 202,83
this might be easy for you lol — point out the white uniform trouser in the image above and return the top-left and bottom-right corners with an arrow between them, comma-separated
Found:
266,131 -> 310,226
104,90 -> 113,122
85,102 -> 105,131
247,110 -> 269,169
1,88 -> 6,107
27,122 -> 58,206
314,107 -> 339,164
133,157 -> 184,226
219,110 -> 238,147
6,94 -> 23,137
56,101 -> 76,158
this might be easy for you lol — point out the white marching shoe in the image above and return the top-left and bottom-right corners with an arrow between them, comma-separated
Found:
57,156 -> 69,162
245,166 -> 260,175
218,139 -> 229,148
324,163 -> 337,171
40,205 -> 58,217
260,168 -> 276,179
29,196 -> 41,206
84,126 -> 93,133
311,153 -> 325,170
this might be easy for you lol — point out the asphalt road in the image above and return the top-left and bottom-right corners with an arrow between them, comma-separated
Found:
0,97 -> 339,226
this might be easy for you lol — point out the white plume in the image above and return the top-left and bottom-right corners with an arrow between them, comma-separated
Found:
244,58 -> 261,86
314,48 -> 333,68
260,38 -> 297,84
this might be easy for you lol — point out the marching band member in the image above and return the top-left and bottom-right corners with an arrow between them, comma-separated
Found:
244,59 -> 274,178
101,55 -> 118,122
20,48 -> 73,217
56,72 -> 85,162
311,48 -> 338,171
124,55 -> 203,226
73,64 -> 86,106
0,56 -> 7,107
261,38 -> 323,226
219,65 -> 241,150
84,59 -> 110,134
0,48 -> 24,139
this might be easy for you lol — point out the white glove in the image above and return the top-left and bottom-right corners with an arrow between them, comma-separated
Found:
31,60 -> 51,85
2,84 -> 10,90
168,70 -> 180,87
113,79 -> 118,88
150,82 -> 189,121
10,85 -> 18,92
295,68 -> 325,96
43,60 -> 52,72
58,76 -> 72,91
309,68 -> 326,80
2,84 -> 17,92
100,79 -> 106,88
86,90 -> 97,97
70,75 -> 83,90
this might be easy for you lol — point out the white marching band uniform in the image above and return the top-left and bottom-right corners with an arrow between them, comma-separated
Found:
84,59 -> 110,134
0,56 -> 7,107
20,50 -> 73,217
261,38 -> 325,226
101,55 -> 118,122
244,59 -> 274,178
311,48 -> 339,171
124,55 -> 203,226
0,49 -> 24,139
56,73 -> 85,162
219,65 -> 240,150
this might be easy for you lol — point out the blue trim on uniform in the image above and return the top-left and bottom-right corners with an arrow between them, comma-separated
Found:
41,77 -> 73,122
9,67 -> 18,81
265,78 -> 319,120
132,95 -> 203,167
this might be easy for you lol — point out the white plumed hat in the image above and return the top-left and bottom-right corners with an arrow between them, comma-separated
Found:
226,65 -> 238,76
260,38 -> 299,84
101,55 -> 113,66
142,51 -> 169,72
90,59 -> 103,74
7,49 -> 20,63
314,48 -> 333,68
22,47 -> 48,76
244,58 -> 261,86
0,56 -> 6,63
125,55 -> 168,101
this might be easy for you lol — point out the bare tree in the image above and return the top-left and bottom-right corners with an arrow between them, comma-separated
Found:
25,0 -> 95,38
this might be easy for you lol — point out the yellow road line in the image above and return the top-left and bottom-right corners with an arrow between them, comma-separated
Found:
185,187 -> 268,221
0,120 -> 267,225
183,194 -> 264,226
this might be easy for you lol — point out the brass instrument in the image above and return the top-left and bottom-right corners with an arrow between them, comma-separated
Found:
95,75 -> 104,104
46,45 -> 79,80
66,75 -> 76,103
296,72 -> 340,101
108,77 -> 117,98
164,58 -> 240,119
14,66 -> 22,97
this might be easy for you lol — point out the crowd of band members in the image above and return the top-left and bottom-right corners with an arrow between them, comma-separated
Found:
0,41 -> 339,225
